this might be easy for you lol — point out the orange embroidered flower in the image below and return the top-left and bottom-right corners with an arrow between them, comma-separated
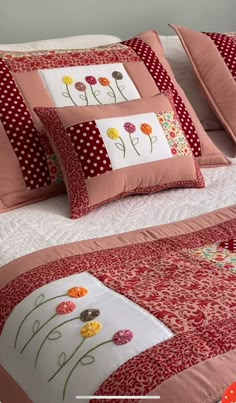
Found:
140,123 -> 152,136
67,287 -> 88,298
80,321 -> 102,338
98,77 -> 110,86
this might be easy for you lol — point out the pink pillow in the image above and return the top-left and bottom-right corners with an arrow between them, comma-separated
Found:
171,25 -> 236,152
0,30 -> 229,213
35,94 -> 205,219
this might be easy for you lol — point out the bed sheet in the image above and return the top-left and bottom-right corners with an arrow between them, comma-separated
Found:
0,130 -> 235,267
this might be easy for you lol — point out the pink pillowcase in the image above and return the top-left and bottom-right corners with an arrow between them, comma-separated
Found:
0,30 -> 229,213
35,94 -> 205,219
171,25 -> 236,153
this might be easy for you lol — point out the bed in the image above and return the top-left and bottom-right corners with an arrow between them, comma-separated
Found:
0,31 -> 236,403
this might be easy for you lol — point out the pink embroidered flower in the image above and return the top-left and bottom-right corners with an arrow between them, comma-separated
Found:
124,122 -> 136,134
112,329 -> 134,345
85,76 -> 97,85
56,301 -> 76,315
74,82 -> 86,91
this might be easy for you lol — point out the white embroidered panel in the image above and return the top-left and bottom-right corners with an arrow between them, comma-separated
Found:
0,272 -> 173,403
40,63 -> 140,107
96,112 -> 173,170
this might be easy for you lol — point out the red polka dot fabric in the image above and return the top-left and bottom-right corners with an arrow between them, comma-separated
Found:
123,37 -> 201,157
205,33 -> 236,81
0,59 -> 50,189
220,239 -> 236,253
66,121 -> 112,179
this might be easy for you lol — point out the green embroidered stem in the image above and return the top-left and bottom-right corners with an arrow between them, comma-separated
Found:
65,84 -> 77,106
120,137 -> 126,158
14,293 -> 66,348
48,337 -> 86,382
90,85 -> 103,105
35,316 -> 81,368
129,133 -> 140,156
108,85 -> 116,103
115,80 -> 128,101
149,135 -> 153,153
83,91 -> 89,106
20,313 -> 57,354
62,340 -> 112,400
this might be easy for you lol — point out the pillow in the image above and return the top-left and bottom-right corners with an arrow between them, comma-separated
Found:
170,25 -> 236,150
35,93 -> 205,219
160,35 -> 222,131
0,30 -> 229,213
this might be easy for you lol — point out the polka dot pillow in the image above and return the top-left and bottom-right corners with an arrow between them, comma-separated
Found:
35,93 -> 205,219
0,30 -> 229,213
171,25 -> 236,154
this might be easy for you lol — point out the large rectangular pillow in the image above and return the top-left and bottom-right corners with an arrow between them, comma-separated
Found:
35,93 -> 205,219
0,30 -> 229,212
171,25 -> 236,152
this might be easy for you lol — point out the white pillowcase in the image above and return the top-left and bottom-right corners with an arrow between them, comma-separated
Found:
0,34 -> 121,51
160,35 -> 222,131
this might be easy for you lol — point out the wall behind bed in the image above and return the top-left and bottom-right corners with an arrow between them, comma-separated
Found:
0,0 -> 235,44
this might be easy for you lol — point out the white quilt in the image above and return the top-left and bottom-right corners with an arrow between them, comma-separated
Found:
0,130 -> 235,267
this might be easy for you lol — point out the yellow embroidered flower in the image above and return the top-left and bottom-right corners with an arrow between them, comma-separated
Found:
107,128 -> 120,140
80,321 -> 102,338
62,75 -> 74,85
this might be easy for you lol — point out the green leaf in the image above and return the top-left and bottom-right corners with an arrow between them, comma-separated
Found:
48,331 -> 62,341
80,354 -> 95,366
94,90 -> 100,96
58,352 -> 67,367
107,91 -> 115,97
132,138 -> 139,145
79,95 -> 86,100
115,143 -> 125,151
62,92 -> 69,97
35,293 -> 45,307
119,85 -> 125,91
32,320 -> 40,334
152,136 -> 157,143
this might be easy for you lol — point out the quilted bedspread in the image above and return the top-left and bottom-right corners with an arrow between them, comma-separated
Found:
0,206 -> 236,403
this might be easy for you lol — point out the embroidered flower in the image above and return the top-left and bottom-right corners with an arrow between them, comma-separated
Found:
67,287 -> 88,298
85,76 -> 97,85
74,82 -> 86,91
80,309 -> 100,322
140,123 -> 152,136
112,329 -> 134,345
107,128 -> 120,140
80,321 -> 102,337
62,76 -> 74,85
56,301 -> 76,315
124,122 -> 136,134
98,77 -> 110,86
112,71 -> 123,80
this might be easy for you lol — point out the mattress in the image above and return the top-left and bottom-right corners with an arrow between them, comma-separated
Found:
1,130 -> 235,267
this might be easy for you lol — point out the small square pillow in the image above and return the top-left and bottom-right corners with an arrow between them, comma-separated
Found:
170,25 -> 236,150
0,30 -> 229,213
35,93 -> 205,219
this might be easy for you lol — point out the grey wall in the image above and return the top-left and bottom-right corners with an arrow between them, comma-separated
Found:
0,0 -> 235,44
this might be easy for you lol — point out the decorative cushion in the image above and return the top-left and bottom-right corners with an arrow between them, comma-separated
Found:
0,30 -> 229,213
35,93 -> 205,219
160,35 -> 222,131
171,25 -> 236,151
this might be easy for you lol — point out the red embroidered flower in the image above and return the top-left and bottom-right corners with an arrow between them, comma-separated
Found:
112,329 -> 134,345
50,165 -> 57,174
171,147 -> 177,155
85,76 -> 97,85
124,122 -> 136,134
74,82 -> 86,91
67,287 -> 88,298
98,77 -> 110,86
56,301 -> 76,315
